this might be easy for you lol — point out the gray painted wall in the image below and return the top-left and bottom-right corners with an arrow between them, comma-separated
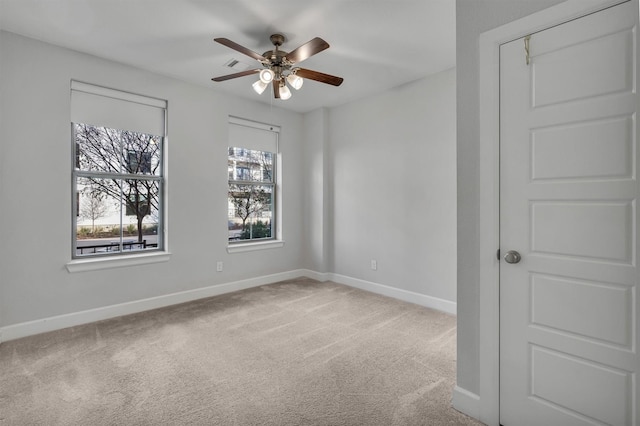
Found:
302,107 -> 331,273
455,0 -> 566,395
328,69 -> 457,302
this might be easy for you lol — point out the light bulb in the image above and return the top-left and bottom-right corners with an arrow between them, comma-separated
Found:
287,74 -> 303,90
259,69 -> 275,84
252,80 -> 268,95
279,84 -> 292,100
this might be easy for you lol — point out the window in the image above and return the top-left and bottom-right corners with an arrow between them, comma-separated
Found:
228,148 -> 274,241
71,82 -> 166,258
227,118 -> 279,244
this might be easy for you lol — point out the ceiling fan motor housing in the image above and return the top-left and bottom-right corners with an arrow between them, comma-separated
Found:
263,34 -> 293,80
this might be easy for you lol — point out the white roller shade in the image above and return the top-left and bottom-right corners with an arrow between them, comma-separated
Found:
229,118 -> 278,153
71,81 -> 166,136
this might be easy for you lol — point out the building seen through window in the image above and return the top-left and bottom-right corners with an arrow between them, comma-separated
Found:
228,147 -> 274,241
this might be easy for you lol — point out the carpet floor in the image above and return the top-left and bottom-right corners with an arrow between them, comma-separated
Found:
0,278 -> 483,425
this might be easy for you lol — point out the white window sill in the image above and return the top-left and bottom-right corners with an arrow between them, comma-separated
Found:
227,240 -> 284,254
66,251 -> 171,273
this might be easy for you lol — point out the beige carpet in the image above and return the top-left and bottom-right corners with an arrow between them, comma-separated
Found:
0,278 -> 482,425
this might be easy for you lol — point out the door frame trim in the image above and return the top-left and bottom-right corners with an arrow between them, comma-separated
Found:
476,0 -> 630,424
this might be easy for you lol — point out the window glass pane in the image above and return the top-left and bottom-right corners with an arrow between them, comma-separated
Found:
75,177 -> 161,256
74,124 -> 162,176
228,147 -> 273,183
123,179 -> 161,250
74,124 -> 123,173
75,176 -> 123,256
228,184 -> 273,241
141,193 -> 161,250
122,130 -> 162,176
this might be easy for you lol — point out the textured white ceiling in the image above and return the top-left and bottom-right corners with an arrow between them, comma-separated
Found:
0,0 -> 455,113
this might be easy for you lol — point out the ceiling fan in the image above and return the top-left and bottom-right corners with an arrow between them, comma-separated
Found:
211,34 -> 344,100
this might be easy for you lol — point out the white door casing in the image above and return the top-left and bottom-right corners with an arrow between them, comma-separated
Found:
473,1 -> 638,425
499,2 -> 639,425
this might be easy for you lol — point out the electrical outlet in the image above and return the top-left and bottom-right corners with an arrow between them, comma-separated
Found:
216,261 -> 223,272
371,260 -> 377,270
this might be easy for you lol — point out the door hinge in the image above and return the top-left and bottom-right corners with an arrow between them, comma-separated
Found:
497,248 -> 501,261
524,34 -> 531,65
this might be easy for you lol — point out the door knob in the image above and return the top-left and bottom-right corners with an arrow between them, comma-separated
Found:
503,250 -> 521,264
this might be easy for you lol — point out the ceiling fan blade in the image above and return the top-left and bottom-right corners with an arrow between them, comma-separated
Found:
284,37 -> 330,64
295,68 -> 344,86
214,38 -> 267,62
211,69 -> 260,82
273,82 -> 281,99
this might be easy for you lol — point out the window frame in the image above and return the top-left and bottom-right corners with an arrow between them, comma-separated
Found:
68,82 -> 168,266
228,148 -> 276,243
226,117 -> 283,252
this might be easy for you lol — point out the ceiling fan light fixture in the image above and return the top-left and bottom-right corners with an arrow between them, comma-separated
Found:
287,73 -> 304,90
279,84 -> 292,100
252,79 -> 268,95
212,34 -> 343,100
259,69 -> 275,83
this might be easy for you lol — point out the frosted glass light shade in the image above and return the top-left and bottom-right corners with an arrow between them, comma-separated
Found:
279,84 -> 292,100
259,69 -> 275,83
252,80 -> 268,95
287,74 -> 303,90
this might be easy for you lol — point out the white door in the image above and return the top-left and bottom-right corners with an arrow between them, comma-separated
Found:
500,1 -> 639,425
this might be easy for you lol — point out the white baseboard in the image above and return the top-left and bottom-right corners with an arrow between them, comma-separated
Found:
0,269 -> 308,343
0,269 -> 456,343
452,385 -> 481,420
329,273 -> 457,315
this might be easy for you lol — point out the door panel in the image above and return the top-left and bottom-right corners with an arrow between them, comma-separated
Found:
530,345 -> 631,426
531,273 -> 632,347
532,28 -> 634,108
531,116 -> 634,181
499,2 -> 639,425
530,200 -> 633,262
